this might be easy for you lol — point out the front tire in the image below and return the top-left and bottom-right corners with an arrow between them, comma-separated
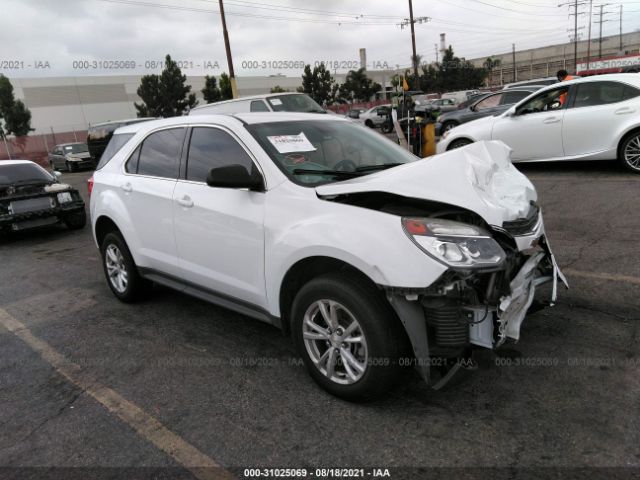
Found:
441,121 -> 458,133
291,273 -> 404,401
100,232 -> 151,302
365,119 -> 374,128
64,210 -> 86,230
618,131 -> 640,173
447,138 -> 473,151
67,161 -> 78,173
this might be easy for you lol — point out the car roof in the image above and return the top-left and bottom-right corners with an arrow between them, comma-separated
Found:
90,118 -> 155,127
56,142 -> 86,147
533,73 -> 640,94
190,92 -> 308,111
114,112 -> 349,135
0,159 -> 37,166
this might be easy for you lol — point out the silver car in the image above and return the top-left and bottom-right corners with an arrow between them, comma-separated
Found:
48,142 -> 95,172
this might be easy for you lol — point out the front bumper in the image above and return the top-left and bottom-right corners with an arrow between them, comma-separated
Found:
0,195 -> 85,231
67,158 -> 97,169
386,209 -> 567,385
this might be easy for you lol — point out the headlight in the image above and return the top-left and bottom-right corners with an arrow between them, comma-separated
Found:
402,218 -> 506,269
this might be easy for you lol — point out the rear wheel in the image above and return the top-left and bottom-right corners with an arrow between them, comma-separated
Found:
291,273 -> 404,401
618,131 -> 640,173
100,232 -> 151,302
447,138 -> 473,151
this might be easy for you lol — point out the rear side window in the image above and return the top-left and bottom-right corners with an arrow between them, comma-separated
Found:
573,81 -> 629,108
134,128 -> 185,179
96,133 -> 135,170
623,85 -> 640,100
250,100 -> 269,112
186,127 -> 254,183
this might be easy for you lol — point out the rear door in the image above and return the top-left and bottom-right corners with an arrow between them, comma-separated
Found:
172,126 -> 267,308
562,80 -> 640,158
121,127 -> 186,275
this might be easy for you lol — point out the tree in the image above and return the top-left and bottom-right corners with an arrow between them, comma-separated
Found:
270,85 -> 288,93
335,68 -> 381,103
483,57 -> 501,72
135,54 -> 197,117
201,75 -> 221,103
300,63 -> 335,106
0,74 -> 33,139
219,73 -> 233,100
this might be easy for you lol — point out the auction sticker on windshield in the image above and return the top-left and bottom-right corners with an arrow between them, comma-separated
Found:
267,132 -> 317,153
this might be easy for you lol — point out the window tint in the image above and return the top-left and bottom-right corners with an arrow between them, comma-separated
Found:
125,145 -> 141,174
517,87 -> 568,114
476,94 -> 502,110
250,100 -> 269,112
135,128 -> 185,179
573,81 -> 628,108
186,127 -> 255,182
97,133 -> 135,170
502,90 -> 531,105
624,85 -> 640,100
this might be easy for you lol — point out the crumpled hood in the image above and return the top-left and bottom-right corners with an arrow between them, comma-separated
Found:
44,183 -> 73,193
316,140 -> 537,227
66,152 -> 91,159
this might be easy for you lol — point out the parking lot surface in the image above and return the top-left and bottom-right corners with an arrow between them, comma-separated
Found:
0,161 -> 638,479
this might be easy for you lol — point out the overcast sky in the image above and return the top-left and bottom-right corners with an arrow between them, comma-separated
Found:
2,0 -> 639,78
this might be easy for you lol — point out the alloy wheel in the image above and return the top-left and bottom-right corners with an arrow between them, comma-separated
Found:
302,299 -> 368,385
624,135 -> 640,171
105,244 -> 128,293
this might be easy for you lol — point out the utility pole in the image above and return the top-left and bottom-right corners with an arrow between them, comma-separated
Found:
619,5 -> 623,51
560,0 -> 587,74
586,0 -> 593,70
594,4 -> 611,59
218,0 -> 238,98
512,44 -> 517,82
434,44 -> 439,63
399,2 -> 429,89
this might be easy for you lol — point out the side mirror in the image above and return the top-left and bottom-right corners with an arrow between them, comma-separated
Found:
504,107 -> 516,117
206,165 -> 263,191
53,171 -> 62,179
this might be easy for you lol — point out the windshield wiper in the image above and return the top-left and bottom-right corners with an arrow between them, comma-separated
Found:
292,168 -> 363,178
355,163 -> 404,172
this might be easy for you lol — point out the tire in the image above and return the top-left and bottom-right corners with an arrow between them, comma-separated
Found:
67,161 -> 77,173
365,119 -> 374,128
64,210 -> 86,230
447,138 -> 473,151
441,121 -> 458,133
100,231 -> 151,302
618,131 -> 640,173
291,272 -> 405,401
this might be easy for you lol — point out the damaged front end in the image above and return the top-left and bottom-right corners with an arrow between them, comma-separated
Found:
386,206 -> 567,388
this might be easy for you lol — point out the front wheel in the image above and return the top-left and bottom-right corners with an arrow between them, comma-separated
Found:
64,210 -> 86,230
291,273 -> 405,401
619,131 -> 640,173
447,138 -> 473,151
441,121 -> 458,133
66,161 -> 78,173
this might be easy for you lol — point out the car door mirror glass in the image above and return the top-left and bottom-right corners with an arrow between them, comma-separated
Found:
206,165 -> 263,191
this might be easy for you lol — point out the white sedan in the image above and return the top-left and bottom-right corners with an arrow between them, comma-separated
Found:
437,73 -> 640,173
358,104 -> 390,128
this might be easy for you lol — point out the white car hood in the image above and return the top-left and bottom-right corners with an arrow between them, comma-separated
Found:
316,140 -> 536,226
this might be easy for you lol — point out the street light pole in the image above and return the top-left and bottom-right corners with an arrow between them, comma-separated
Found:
218,0 -> 238,98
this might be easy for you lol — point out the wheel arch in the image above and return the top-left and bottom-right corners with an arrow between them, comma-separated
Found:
278,256 -> 385,337
616,126 -> 640,156
446,137 -> 475,151
94,215 -> 123,248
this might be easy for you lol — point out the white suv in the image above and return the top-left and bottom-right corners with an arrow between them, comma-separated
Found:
89,113 -> 566,400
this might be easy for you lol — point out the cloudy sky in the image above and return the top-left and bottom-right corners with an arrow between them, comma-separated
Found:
2,0 -> 639,78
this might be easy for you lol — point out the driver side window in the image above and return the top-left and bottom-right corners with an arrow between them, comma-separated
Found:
517,87 -> 569,115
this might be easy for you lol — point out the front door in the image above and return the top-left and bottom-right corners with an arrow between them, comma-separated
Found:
492,85 -> 570,161
172,126 -> 267,308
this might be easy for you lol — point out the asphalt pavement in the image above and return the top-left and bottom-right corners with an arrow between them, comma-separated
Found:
0,160 -> 638,480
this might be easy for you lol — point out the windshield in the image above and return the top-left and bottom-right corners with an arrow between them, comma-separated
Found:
267,94 -> 325,113
63,143 -> 88,154
246,120 -> 418,186
0,163 -> 53,186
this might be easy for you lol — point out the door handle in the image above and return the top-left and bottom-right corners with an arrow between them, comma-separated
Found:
177,195 -> 194,208
543,117 -> 560,124
120,183 -> 132,193
615,107 -> 635,115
